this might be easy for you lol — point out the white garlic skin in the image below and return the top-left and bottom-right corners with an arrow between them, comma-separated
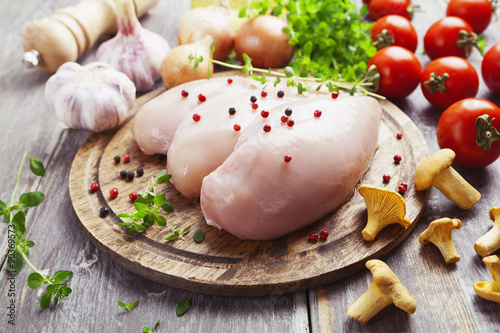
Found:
45,62 -> 136,132
95,0 -> 170,92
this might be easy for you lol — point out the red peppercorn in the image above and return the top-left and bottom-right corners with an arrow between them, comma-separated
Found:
394,155 -> 402,164
227,78 -> 233,84
284,155 -> 292,163
319,230 -> 329,240
193,113 -> 201,122
398,184 -> 407,194
198,94 -> 206,102
123,154 -> 130,163
261,91 -> 268,97
110,188 -> 119,198
383,174 -> 391,183
263,124 -> 271,132
129,192 -> 138,201
287,120 -> 295,127
400,182 -> 408,189
314,110 -> 322,117
234,124 -> 241,131
261,110 -> 269,118
309,232 -> 319,242
252,103 -> 258,110
396,132 -> 403,139
280,115 -> 289,123
331,91 -> 339,99
181,90 -> 189,98
90,183 -> 99,191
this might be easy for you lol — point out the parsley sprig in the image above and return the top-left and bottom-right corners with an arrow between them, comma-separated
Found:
116,170 -> 173,234
1,151 -> 73,310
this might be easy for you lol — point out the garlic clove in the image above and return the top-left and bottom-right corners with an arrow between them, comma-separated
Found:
95,0 -> 170,92
44,61 -> 136,133
160,35 -> 214,89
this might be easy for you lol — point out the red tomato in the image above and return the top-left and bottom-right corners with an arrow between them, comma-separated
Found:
368,0 -> 412,21
421,56 -> 478,110
482,43 -> 500,96
424,17 -> 476,60
446,0 -> 492,33
437,98 -> 500,168
367,46 -> 421,100
371,15 -> 418,52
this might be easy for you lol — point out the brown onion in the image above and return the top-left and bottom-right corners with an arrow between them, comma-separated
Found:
234,15 -> 294,69
160,36 -> 214,89
177,4 -> 236,61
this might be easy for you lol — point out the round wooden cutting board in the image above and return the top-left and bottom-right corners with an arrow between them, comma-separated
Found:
69,84 -> 429,297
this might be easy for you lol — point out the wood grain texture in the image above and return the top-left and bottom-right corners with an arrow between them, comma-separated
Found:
68,89 -> 429,296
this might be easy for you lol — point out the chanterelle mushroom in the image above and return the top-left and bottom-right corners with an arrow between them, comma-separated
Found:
346,259 -> 417,324
473,255 -> 500,303
414,148 -> 481,209
475,207 -> 500,257
419,217 -> 462,264
358,185 -> 411,241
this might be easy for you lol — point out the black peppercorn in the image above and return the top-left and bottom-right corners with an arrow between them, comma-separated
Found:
136,167 -> 144,177
277,90 -> 284,98
99,207 -> 109,218
250,95 -> 257,103
228,107 -> 236,115
114,155 -> 120,163
120,170 -> 127,179
127,171 -> 135,181
284,108 -> 292,116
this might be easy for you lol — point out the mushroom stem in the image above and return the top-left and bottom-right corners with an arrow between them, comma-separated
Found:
346,283 -> 392,324
432,167 -> 481,210
430,235 -> 461,264
474,207 -> 500,257
419,217 -> 462,264
473,255 -> 500,303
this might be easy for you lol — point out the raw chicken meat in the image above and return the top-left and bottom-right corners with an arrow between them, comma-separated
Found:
132,76 -> 259,155
200,95 -> 382,240
167,85 -> 305,198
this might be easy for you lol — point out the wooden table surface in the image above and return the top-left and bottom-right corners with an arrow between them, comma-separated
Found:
1,0 -> 500,332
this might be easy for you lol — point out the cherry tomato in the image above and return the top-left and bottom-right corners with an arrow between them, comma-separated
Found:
421,56 -> 479,110
368,0 -> 413,21
424,17 -> 476,60
437,98 -> 500,168
371,15 -> 418,53
482,43 -> 500,96
446,0 -> 492,34
367,46 -> 421,100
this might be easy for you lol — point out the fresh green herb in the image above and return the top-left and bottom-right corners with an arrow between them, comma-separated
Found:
176,298 -> 191,316
193,228 -> 205,243
117,171 -> 173,234
144,319 -> 160,333
165,226 -> 191,241
1,151 -> 73,310
118,300 -> 140,312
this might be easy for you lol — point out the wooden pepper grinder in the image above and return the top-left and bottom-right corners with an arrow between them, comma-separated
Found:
22,0 -> 159,73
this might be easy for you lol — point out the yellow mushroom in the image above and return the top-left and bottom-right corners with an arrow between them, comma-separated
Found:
419,217 -> 462,264
358,185 -> 411,241
474,207 -> 500,257
346,259 -> 417,324
473,255 -> 500,303
414,149 -> 481,209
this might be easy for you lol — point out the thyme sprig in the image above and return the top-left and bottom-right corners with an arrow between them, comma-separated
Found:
1,151 -> 73,310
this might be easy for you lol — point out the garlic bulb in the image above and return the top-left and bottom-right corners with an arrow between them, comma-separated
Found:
177,2 -> 236,61
45,62 -> 136,132
95,0 -> 170,92
160,36 -> 214,89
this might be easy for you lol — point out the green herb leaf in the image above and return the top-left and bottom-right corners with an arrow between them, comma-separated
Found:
51,270 -> 73,285
40,291 -> 53,310
193,229 -> 205,243
155,169 -> 167,178
116,213 -> 131,218
29,157 -> 45,177
154,214 -> 167,227
176,298 -> 191,316
154,193 -> 167,207
7,248 -> 24,275
156,174 -> 171,185
27,272 -> 45,289
118,300 -> 140,312
134,202 -> 150,214
144,327 -> 150,333
19,191 -> 45,207
161,202 -> 174,213
11,211 -> 26,236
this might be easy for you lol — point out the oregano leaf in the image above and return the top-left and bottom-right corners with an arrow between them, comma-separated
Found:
29,157 -> 45,177
19,191 -> 45,207
27,272 -> 45,289
40,292 -> 52,310
193,229 -> 205,243
176,298 -> 191,316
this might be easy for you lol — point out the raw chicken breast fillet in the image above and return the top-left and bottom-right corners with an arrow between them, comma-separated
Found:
200,95 -> 382,240
167,86 -> 305,198
132,76 -> 259,155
